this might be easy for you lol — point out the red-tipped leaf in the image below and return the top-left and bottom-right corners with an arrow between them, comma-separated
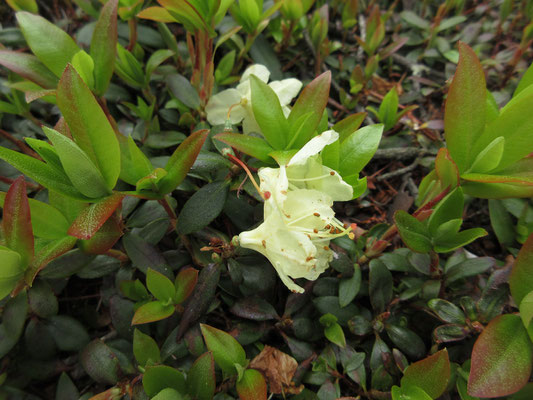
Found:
174,267 -> 198,304
236,369 -> 267,400
3,176 -> 34,267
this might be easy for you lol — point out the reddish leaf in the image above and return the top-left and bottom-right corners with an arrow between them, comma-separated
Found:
435,148 -> 459,190
67,193 -> 124,239
78,215 -> 122,254
236,369 -> 267,400
157,129 -> 208,194
27,236 -> 77,285
510,234 -> 533,306
468,314 -> 533,397
287,71 -> 331,148
444,42 -> 486,173
333,112 -> 367,143
3,176 -> 34,267
174,267 -> 198,304
90,0 -> 118,96
0,50 -> 57,89
400,349 -> 450,399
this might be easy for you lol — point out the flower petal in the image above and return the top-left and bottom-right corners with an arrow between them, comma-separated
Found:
269,78 -> 302,106
241,64 -> 270,83
283,189 -> 334,231
288,130 -> 339,166
205,88 -> 245,125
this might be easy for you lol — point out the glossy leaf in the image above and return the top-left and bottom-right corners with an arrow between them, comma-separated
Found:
339,124 -> 383,177
469,136 -> 505,174
80,339 -> 121,385
176,181 -> 229,234
3,176 -> 34,267
67,193 -> 124,239
444,42 -> 486,172
391,385 -> 432,400
214,132 -> 274,162
187,352 -> 216,400
428,188 -> 463,236
158,130 -> 208,194
16,11 -> 80,77
250,75 -> 289,149
200,323 -> 246,375
433,228 -> 487,253
236,369 -> 267,400
78,215 -> 122,254
369,259 -> 393,313
90,0 -> 118,96
509,234 -> 533,306
143,365 -> 186,397
0,51 -> 57,89
468,314 -> 532,397
137,7 -> 177,23
333,112 -> 366,143
43,126 -> 111,198
401,349 -> 450,399
435,148 -> 459,190
132,301 -> 175,325
519,291 -> 533,342
515,62 -> 533,97
394,211 -> 432,253
56,64 -> 121,190
287,71 -> 331,148
174,267 -> 198,305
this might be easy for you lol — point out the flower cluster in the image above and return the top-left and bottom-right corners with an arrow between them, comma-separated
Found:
238,131 -> 353,293
205,64 -> 302,134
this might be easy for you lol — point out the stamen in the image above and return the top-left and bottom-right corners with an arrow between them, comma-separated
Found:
227,154 -> 266,200
226,102 -> 241,121
288,173 -> 335,182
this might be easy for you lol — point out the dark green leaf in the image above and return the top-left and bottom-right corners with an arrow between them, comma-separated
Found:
80,339 -> 121,385
143,365 -> 186,397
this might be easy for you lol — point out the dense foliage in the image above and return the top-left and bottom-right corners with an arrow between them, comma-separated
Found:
1,0 -> 533,399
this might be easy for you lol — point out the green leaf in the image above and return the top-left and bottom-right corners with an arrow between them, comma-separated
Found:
152,388 -> 184,400
391,385 -> 432,400
428,298 -> 466,324
214,132 -> 274,162
55,373 -> 80,400
176,181 -> 229,235
187,352 -> 216,400
90,0 -> 118,95
369,259 -> 393,313
250,74 -> 289,149
137,7 -> 177,23
6,0 -> 38,13
158,130 -> 208,194
339,124 -> 383,177
378,87 -> 399,131
200,323 -> 246,375
43,126 -> 111,198
236,369 -> 267,400
47,315 -> 90,351
428,187 -> 464,236
146,268 -> 175,303
174,267 -> 198,305
287,71 -> 331,148
444,42 -> 486,172
2,176 -> 34,267
143,365 -> 186,397
167,74 -> 201,109
515,62 -> 533,97
116,135 -> 153,186
67,193 -> 124,239
146,50 -> 175,80
333,112 -> 366,143
400,10 -> 430,30
56,64 -> 121,191
468,314 -> 533,397
80,339 -> 121,385
489,199 -> 515,247
394,211 -> 432,253
0,50 -> 58,89
133,329 -> 161,366
519,291 -> 533,342
433,228 -> 487,253
435,147 -> 460,190
0,292 -> 28,358
71,50 -> 94,89
0,192 -> 68,239
0,246 -> 23,300
401,349 -> 450,399
16,11 -> 80,77
510,234 -> 533,306
473,84 -> 533,170
324,322 -> 346,348
132,301 -> 175,325
469,136 -> 505,174
385,325 -> 426,360
339,263 -> 361,307
0,146 -> 88,201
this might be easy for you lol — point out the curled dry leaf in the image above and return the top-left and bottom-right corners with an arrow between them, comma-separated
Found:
249,345 -> 303,395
